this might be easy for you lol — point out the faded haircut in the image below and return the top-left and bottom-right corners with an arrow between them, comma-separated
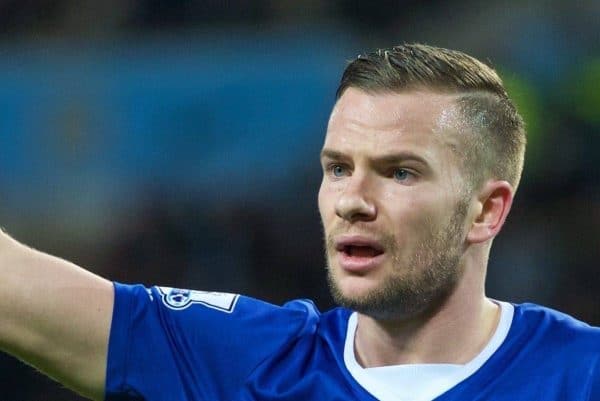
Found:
336,43 -> 526,192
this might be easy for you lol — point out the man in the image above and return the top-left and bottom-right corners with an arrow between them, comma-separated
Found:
0,44 -> 598,400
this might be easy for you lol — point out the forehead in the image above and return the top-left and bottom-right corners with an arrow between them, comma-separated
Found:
324,88 -> 461,157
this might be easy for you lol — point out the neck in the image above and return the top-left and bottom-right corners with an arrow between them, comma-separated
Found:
354,262 -> 499,367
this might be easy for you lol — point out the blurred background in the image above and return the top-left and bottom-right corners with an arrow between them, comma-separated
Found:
0,0 -> 598,399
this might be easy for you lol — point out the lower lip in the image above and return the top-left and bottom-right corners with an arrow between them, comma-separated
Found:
337,252 -> 386,273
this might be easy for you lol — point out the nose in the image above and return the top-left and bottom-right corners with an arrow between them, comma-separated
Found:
335,173 -> 377,223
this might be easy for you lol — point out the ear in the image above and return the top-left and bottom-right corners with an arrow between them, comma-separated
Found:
467,180 -> 514,244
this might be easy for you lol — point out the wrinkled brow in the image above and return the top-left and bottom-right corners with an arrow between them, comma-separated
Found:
320,148 -> 430,168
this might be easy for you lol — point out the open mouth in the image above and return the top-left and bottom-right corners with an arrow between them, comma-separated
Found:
341,245 -> 384,258
333,236 -> 386,272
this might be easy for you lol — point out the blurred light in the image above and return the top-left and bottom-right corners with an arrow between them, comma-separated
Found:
501,70 -> 545,171
566,59 -> 600,126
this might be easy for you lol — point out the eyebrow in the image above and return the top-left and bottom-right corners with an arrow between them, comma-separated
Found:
320,148 -> 430,168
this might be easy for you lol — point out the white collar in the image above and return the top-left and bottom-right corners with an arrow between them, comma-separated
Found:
343,301 -> 514,401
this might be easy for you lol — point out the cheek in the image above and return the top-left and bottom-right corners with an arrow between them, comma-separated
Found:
384,189 -> 446,234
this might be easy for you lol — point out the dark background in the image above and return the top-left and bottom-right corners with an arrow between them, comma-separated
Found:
0,1 -> 598,399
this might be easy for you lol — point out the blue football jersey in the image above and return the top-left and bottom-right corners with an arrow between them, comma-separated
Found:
105,283 -> 600,400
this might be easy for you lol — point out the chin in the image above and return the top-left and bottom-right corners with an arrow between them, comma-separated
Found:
327,269 -> 382,307
327,266 -> 453,321
338,275 -> 381,297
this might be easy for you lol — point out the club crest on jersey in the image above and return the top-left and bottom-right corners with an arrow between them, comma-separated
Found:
157,287 -> 239,313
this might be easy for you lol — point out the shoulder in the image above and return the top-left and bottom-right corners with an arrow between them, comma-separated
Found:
281,300 -> 353,342
154,285 -> 323,330
113,283 -> 329,349
512,302 -> 600,353
502,303 -> 600,398
514,303 -> 599,334
108,285 -> 340,399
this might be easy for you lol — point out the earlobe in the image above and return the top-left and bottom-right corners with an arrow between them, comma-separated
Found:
467,180 -> 514,244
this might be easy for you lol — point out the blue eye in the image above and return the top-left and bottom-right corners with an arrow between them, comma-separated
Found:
331,165 -> 346,177
393,168 -> 411,181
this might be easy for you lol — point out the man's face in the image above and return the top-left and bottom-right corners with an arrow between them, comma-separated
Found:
318,88 -> 473,320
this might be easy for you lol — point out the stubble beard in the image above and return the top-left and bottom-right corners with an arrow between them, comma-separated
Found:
325,202 -> 468,321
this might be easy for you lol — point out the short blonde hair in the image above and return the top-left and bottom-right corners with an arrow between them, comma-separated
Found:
336,43 -> 526,191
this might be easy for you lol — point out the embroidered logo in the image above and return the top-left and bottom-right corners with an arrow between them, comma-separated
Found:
157,287 -> 239,313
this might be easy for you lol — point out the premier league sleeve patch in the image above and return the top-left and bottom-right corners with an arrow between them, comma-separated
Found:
157,287 -> 240,313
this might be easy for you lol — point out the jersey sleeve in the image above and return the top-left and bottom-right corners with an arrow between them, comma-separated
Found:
104,283 -> 316,401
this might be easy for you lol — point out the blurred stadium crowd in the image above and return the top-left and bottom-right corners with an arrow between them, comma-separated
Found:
0,0 -> 598,399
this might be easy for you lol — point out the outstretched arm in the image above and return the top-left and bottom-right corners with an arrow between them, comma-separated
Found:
0,229 -> 113,401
